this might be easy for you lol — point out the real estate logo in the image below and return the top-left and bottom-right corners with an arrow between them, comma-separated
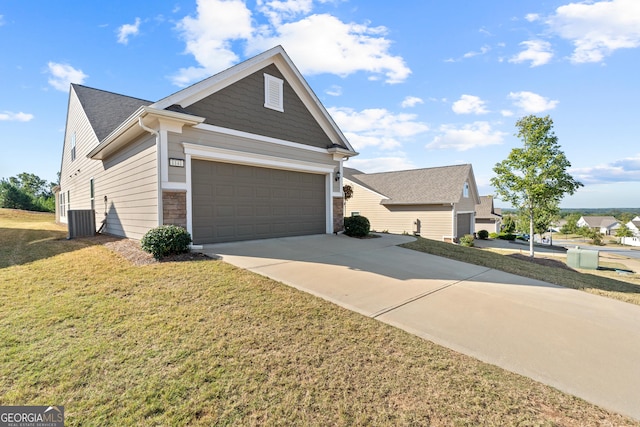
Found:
0,406 -> 64,427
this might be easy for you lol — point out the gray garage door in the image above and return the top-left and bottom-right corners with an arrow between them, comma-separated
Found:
457,213 -> 472,237
192,160 -> 326,244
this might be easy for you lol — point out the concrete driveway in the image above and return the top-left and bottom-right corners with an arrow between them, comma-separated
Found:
201,233 -> 640,421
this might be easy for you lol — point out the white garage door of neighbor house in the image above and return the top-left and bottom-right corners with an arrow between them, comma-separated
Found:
191,160 -> 326,244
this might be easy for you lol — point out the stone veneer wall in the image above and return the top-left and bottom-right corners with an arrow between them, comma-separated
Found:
333,197 -> 344,232
163,191 -> 187,228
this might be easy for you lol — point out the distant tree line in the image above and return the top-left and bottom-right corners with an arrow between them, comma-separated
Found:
0,172 -> 57,213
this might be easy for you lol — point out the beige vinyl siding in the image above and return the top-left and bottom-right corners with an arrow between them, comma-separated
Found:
99,135 -> 158,239
344,179 -> 454,240
58,87 -> 159,240
59,90 -> 101,224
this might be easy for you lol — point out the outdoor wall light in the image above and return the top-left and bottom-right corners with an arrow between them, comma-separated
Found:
335,171 -> 341,181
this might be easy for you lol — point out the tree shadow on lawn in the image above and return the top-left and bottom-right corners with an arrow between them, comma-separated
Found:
507,253 -> 640,300
0,226 -> 116,269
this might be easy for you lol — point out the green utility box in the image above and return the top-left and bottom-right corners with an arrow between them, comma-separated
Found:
566,248 -> 599,270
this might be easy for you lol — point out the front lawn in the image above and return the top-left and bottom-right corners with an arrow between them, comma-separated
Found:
401,237 -> 640,306
1,209 -> 637,425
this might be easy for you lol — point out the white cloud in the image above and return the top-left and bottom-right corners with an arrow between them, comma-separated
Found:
257,0 -> 313,26
427,121 -> 506,151
463,45 -> 490,58
0,111 -> 34,122
452,95 -> 489,115
117,17 -> 141,45
501,110 -> 514,117
251,14 -> 411,84
525,13 -> 540,22
401,96 -> 424,108
47,62 -> 88,92
571,154 -> 640,184
172,0 -> 411,86
509,40 -> 553,67
328,107 -> 429,151
348,156 -> 416,173
173,0 -> 253,86
548,0 -> 640,63
508,91 -> 558,113
325,85 -> 342,96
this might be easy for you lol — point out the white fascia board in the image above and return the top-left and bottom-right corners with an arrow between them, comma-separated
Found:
182,143 -> 335,174
152,46 -> 286,110
344,178 -> 390,201
88,107 -> 204,160
193,123 -> 329,154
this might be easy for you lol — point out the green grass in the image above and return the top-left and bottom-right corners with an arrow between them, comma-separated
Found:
401,237 -> 640,306
1,209 -> 638,426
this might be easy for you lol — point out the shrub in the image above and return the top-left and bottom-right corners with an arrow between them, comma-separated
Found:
477,229 -> 489,240
489,232 -> 498,239
459,234 -> 475,247
497,232 -> 516,241
344,215 -> 370,237
141,225 -> 192,259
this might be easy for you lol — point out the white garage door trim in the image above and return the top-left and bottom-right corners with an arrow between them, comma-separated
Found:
182,142 -> 336,240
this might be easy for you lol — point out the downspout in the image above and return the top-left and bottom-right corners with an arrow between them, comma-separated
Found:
138,117 -> 163,227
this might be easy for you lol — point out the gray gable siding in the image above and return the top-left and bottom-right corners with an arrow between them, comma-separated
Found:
184,64 -> 333,149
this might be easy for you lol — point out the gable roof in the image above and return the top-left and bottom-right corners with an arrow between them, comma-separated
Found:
72,84 -> 153,141
579,216 -> 619,228
476,195 -> 502,220
344,164 -> 479,205
152,45 -> 354,152
75,46 -> 356,161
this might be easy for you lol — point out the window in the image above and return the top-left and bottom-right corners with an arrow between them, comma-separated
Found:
70,132 -> 77,161
60,192 -> 66,217
264,73 -> 284,112
90,178 -> 95,210
463,182 -> 469,198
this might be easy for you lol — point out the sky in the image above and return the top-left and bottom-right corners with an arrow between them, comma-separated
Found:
1,0 -> 639,208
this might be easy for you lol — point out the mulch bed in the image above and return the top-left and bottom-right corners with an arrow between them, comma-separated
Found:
507,253 -> 576,271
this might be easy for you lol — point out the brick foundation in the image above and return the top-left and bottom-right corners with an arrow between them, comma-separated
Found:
333,197 -> 344,232
163,190 -> 187,228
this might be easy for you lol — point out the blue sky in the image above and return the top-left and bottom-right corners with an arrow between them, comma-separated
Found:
1,0 -> 639,208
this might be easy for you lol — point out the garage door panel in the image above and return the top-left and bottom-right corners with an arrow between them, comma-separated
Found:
192,160 -> 326,244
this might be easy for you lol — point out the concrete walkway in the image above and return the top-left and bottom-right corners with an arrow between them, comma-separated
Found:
201,233 -> 640,421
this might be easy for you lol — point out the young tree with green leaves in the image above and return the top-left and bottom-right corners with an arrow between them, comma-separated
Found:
491,115 -> 583,257
616,223 -> 634,244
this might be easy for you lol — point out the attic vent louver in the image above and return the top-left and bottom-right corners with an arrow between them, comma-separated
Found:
264,73 -> 284,112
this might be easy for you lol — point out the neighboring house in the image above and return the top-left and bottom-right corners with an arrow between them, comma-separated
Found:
576,216 -> 619,235
56,46 -> 357,244
475,195 -> 502,234
626,216 -> 640,237
343,164 -> 480,242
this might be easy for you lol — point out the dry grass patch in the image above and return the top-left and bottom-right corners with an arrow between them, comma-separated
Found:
1,210 -> 638,425
401,237 -> 640,306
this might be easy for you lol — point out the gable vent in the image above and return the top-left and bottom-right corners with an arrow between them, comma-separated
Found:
264,73 -> 284,112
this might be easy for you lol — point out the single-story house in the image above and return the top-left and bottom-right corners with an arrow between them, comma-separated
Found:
475,195 -> 502,234
343,164 -> 480,241
626,216 -> 640,237
56,46 -> 357,244
576,216 -> 619,235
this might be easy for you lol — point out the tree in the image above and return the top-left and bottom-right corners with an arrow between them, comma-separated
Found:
491,115 -> 583,257
502,214 -> 516,233
0,172 -> 56,212
616,223 -> 634,244
560,213 -> 581,236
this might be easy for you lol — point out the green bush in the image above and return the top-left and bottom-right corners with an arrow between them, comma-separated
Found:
344,215 -> 370,237
141,225 -> 192,260
477,229 -> 489,240
459,234 -> 475,247
497,233 -> 516,241
489,232 -> 498,239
